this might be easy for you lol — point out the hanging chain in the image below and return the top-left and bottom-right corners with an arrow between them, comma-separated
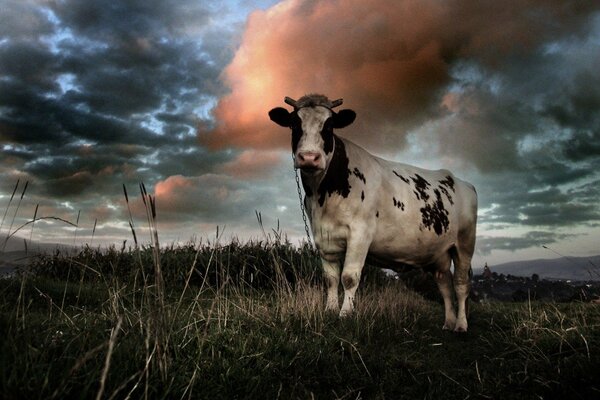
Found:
293,153 -> 314,249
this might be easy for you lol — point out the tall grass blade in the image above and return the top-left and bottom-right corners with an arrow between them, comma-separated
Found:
95,316 -> 123,400
90,218 -> 97,246
0,179 -> 19,235
2,180 -> 28,251
29,203 -> 39,246
61,209 -> 80,311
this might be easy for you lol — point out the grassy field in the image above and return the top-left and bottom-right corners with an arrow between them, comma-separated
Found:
1,243 -> 599,400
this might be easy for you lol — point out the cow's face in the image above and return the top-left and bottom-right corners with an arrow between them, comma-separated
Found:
269,105 -> 356,175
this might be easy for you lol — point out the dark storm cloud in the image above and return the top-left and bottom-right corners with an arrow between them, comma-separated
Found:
478,171 -> 600,229
2,0 -> 600,259
0,0 -> 236,202
423,15 -> 600,236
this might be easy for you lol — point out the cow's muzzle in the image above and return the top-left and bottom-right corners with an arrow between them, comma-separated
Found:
296,151 -> 323,172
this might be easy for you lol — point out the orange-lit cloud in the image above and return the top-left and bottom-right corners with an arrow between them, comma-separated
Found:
201,0 -> 597,151
152,174 -> 247,221
220,149 -> 284,179
154,175 -> 195,198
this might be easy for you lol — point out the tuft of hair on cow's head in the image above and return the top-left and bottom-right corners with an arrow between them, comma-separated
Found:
269,94 -> 356,173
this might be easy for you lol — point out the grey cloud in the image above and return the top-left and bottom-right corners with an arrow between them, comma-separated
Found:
478,175 -> 600,229
0,0 -> 234,204
0,2 -> 54,41
477,231 -> 578,256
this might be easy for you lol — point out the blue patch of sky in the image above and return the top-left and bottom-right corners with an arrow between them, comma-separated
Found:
56,73 -> 79,94
447,61 -> 502,96
217,0 -> 281,25
137,150 -> 161,167
194,96 -> 218,121
140,115 -> 166,136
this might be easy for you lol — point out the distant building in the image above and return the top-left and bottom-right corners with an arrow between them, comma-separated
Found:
483,263 -> 492,279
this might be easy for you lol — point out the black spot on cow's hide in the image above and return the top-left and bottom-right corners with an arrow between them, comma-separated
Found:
411,174 -> 430,202
376,210 -> 379,218
352,167 -> 366,184
321,118 -> 334,154
420,189 -> 449,235
437,175 -> 455,205
439,175 -> 455,192
393,170 -> 410,184
392,197 -> 405,211
437,184 -> 453,205
361,190 -> 365,201
317,135 -> 351,206
302,177 -> 313,197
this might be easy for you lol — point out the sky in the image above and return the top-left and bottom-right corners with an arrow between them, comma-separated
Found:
1,0 -> 600,267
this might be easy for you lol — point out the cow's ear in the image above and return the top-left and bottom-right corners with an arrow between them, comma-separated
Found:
269,107 -> 291,127
332,109 -> 356,129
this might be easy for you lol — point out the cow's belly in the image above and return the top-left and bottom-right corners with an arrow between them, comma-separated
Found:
311,211 -> 456,266
368,213 -> 458,266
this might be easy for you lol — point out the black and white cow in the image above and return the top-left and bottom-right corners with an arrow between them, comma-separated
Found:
269,94 -> 478,332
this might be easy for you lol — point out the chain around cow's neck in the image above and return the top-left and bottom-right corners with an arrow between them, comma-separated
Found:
293,152 -> 314,250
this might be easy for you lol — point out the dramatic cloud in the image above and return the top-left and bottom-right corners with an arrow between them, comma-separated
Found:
220,150 -> 286,179
200,0 -> 600,263
202,0 -> 600,151
2,0 -> 600,265
0,0 -> 228,186
0,0 -> 259,246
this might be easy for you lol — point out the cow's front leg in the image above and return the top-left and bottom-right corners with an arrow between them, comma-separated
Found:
339,240 -> 370,317
322,258 -> 341,312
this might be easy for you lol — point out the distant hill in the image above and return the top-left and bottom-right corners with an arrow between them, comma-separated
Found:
0,234 -> 75,276
475,255 -> 600,281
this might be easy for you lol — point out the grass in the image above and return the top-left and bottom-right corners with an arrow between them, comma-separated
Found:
1,242 -> 599,400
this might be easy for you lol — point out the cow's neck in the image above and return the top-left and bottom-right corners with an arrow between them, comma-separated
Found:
301,135 -> 351,207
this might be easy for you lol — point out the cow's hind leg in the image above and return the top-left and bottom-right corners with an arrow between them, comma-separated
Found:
433,255 -> 456,330
452,232 -> 476,332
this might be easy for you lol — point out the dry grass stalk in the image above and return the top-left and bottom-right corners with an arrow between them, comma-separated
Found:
60,210 -> 81,311
2,180 -> 28,251
0,179 -> 20,238
96,316 -> 124,400
139,182 -> 168,380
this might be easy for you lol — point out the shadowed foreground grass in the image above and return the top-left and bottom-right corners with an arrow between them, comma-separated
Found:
1,245 -> 599,399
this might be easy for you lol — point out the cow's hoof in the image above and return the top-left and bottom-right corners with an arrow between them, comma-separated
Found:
339,309 -> 352,318
454,324 -> 468,333
442,321 -> 456,331
325,306 -> 339,314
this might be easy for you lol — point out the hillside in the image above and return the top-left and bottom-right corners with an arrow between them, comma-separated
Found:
477,255 -> 600,281
0,234 -> 75,276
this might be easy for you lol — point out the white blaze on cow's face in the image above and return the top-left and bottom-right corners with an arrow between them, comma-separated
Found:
294,106 -> 333,173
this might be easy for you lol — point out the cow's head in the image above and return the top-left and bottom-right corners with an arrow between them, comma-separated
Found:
269,94 -> 356,175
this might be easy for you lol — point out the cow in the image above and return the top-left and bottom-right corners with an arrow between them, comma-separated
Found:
269,94 -> 478,332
